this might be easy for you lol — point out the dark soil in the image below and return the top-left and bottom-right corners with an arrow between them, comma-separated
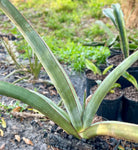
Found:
90,85 -> 122,100
107,53 -> 138,67
105,88 -> 122,100
0,34 -> 138,149
86,70 -> 107,80
123,86 -> 138,101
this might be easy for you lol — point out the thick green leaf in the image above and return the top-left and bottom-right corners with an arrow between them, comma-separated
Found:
0,0 -> 82,131
112,4 -> 129,58
110,83 -> 121,89
80,121 -> 138,143
129,43 -> 138,50
83,41 -> 105,46
122,71 -> 138,90
112,42 -> 137,50
103,8 -> 117,29
128,36 -> 138,45
83,51 -> 138,129
85,59 -> 101,75
0,81 -> 80,138
102,65 -> 113,75
96,21 -> 117,46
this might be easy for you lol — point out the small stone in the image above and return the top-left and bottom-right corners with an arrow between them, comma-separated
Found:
50,128 -> 55,133
61,132 -> 68,138
43,132 -> 48,138
57,129 -> 63,134
50,124 -> 58,133
53,124 -> 58,130
33,146 -> 40,150
40,143 -> 47,150
109,138 -> 118,146
31,120 -> 38,127
81,138 -> 87,143
68,135 -> 73,140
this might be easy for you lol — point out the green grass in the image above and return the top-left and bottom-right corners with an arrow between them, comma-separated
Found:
43,37 -> 110,71
0,0 -> 120,71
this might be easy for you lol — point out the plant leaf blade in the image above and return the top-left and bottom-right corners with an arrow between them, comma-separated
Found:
96,20 -> 117,46
112,4 -> 129,58
85,59 -> 101,75
122,71 -> 138,90
0,0 -> 82,131
103,8 -> 117,28
80,121 -> 138,143
0,81 -> 80,138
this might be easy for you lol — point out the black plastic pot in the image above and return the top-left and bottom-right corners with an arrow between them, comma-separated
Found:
85,68 -> 106,97
86,77 -> 97,97
96,95 -> 122,120
122,96 -> 138,124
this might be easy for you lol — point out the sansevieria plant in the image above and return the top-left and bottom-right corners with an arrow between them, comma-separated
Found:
103,3 -> 129,59
0,0 -> 138,142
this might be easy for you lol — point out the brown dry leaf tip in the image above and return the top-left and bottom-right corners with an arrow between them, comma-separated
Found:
0,129 -> 4,137
23,137 -> 34,146
15,135 -> 21,142
0,143 -> 5,150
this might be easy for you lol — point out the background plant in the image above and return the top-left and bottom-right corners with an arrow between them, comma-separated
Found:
0,0 -> 138,142
2,36 -> 42,80
103,3 -> 129,58
86,59 -> 138,89
16,40 -> 42,79
86,59 -> 113,75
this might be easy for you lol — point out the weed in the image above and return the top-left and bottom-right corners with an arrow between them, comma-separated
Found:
0,101 -> 28,114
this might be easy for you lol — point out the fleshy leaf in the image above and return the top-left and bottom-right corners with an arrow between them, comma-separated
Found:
122,71 -> 138,90
0,0 -> 82,131
103,8 -> 117,29
80,121 -> 138,143
103,65 -> 113,75
0,81 -> 80,138
96,21 -> 117,46
85,59 -> 101,75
